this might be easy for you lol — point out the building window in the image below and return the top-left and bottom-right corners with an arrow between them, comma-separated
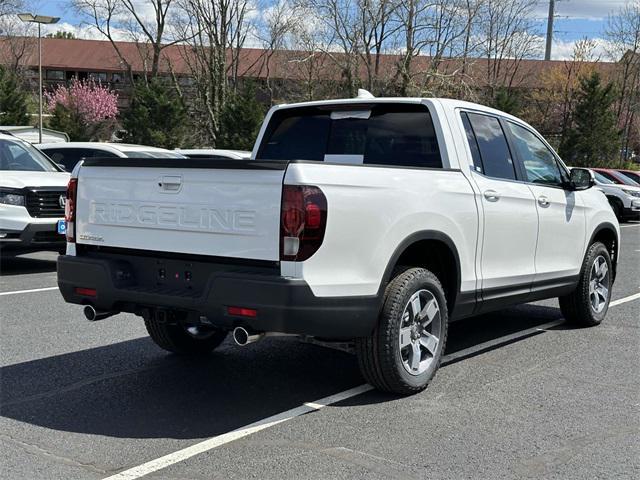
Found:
111,73 -> 123,83
46,70 -> 65,80
89,72 -> 107,82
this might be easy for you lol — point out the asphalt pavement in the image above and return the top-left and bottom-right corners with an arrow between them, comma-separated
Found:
1,223 -> 639,480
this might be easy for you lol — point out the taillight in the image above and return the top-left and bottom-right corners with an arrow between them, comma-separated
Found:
280,185 -> 327,261
65,178 -> 78,243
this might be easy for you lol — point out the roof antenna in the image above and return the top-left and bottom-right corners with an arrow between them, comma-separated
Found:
356,89 -> 375,99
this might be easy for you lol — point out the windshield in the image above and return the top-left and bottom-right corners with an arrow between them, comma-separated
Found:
0,138 -> 59,171
618,170 -> 640,185
593,171 -> 615,184
125,151 -> 186,159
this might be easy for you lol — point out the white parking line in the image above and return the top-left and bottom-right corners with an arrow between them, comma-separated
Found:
0,286 -> 58,296
610,292 -> 640,306
620,223 -> 640,228
103,289 -> 640,480
103,384 -> 374,480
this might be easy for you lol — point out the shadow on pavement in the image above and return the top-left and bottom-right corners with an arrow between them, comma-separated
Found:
1,304 -> 566,440
0,252 -> 58,276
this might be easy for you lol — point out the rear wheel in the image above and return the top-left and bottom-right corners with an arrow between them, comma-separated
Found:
559,242 -> 612,327
356,267 -> 448,395
145,312 -> 227,354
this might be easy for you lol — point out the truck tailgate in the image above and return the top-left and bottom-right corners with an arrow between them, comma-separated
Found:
75,159 -> 286,261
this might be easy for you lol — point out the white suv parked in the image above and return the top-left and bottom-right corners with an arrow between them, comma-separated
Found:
57,97 -> 620,395
0,133 -> 69,254
591,170 -> 640,221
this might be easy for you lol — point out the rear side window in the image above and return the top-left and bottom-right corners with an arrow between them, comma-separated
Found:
463,112 -> 516,181
257,104 -> 442,169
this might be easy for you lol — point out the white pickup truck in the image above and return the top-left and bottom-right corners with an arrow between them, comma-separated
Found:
57,96 -> 620,394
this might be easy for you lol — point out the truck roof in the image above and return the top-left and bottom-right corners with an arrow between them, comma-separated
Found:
273,96 -> 520,122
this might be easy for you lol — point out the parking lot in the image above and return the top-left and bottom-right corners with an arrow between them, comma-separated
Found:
0,222 -> 638,480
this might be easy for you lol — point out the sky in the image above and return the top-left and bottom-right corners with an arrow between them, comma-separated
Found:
20,0 -> 634,61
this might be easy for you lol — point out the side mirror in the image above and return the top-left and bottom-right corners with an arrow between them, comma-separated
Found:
569,168 -> 594,191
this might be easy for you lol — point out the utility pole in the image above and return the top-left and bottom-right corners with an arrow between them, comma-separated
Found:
17,13 -> 60,143
544,0 -> 555,61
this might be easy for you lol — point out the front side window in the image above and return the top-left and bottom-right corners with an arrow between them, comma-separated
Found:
257,104 -> 442,169
618,170 -> 640,185
465,112 -> 516,180
1,139 -> 58,171
507,122 -> 565,187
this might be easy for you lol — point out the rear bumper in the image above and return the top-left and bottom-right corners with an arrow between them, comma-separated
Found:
57,254 -> 379,338
623,201 -> 640,219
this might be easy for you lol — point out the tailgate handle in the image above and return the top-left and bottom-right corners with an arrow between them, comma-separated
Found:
159,175 -> 182,192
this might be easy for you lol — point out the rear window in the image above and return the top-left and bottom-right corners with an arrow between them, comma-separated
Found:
257,104 -> 442,168
42,148 -> 119,171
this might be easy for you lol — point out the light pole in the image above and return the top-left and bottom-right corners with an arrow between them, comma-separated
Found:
17,13 -> 60,144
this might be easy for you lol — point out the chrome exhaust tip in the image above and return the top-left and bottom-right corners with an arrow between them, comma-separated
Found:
232,326 -> 264,346
83,305 -> 116,322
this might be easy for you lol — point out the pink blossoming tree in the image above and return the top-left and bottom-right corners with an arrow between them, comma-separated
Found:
45,79 -> 119,141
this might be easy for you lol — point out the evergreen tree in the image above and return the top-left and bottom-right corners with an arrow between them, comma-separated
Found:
217,84 -> 266,150
49,103 -> 87,140
491,87 -> 521,116
559,72 -> 621,167
122,80 -> 187,149
0,66 -> 29,126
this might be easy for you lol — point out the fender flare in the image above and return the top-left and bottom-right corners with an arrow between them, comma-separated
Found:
588,221 -> 619,279
377,230 -> 463,305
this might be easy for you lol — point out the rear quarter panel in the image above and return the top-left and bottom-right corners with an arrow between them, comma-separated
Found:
283,162 -> 478,297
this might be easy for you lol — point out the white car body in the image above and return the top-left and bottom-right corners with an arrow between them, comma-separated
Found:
591,170 -> 640,220
175,149 -> 251,160
36,142 -> 186,172
0,133 -> 70,253
57,97 -> 620,338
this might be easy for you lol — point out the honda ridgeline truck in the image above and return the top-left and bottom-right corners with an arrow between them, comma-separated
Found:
57,95 -> 619,395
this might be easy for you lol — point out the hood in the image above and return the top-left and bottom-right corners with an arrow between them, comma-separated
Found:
0,171 -> 70,190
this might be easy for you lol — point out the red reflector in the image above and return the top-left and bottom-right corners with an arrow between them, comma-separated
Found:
227,306 -> 257,318
75,287 -> 97,297
305,202 -> 322,228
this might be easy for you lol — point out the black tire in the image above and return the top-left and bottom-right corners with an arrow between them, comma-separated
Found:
145,315 -> 227,355
355,267 -> 448,395
608,198 -> 623,221
559,242 -> 612,327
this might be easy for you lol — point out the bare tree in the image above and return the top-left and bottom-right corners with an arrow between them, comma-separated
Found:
73,0 -> 182,81
287,9 -> 333,101
173,0 -> 253,145
0,0 -> 33,70
357,0 -> 400,92
253,0 -> 302,103
606,0 -> 640,163
392,0 -> 480,96
476,0 -> 541,97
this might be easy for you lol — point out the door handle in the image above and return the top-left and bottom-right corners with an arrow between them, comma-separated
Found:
537,195 -> 550,207
159,175 -> 182,191
483,190 -> 500,202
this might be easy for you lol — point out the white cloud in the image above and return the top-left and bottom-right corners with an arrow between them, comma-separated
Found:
532,0 -> 630,21
548,37 -> 616,60
40,21 -> 132,41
